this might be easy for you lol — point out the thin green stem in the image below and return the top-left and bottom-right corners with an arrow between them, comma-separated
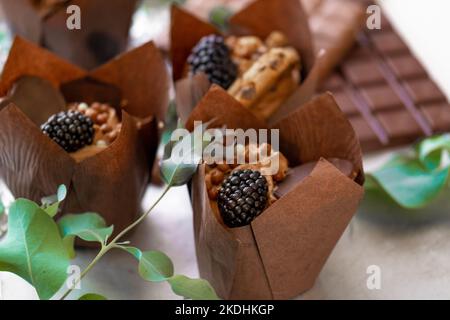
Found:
108,185 -> 171,245
58,185 -> 171,300
59,245 -> 109,300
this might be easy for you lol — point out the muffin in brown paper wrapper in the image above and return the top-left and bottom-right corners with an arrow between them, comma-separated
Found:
0,37 -> 169,239
171,0 -> 325,125
181,0 -> 366,83
183,85 -> 364,299
0,0 -> 140,69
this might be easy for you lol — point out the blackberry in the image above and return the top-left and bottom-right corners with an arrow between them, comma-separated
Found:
187,34 -> 237,89
41,111 -> 95,153
217,169 -> 268,228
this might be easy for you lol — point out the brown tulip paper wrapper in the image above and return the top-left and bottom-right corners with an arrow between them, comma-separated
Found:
171,0 -> 324,124
0,0 -> 139,69
0,37 -> 169,239
181,0 -> 366,83
187,87 -> 364,299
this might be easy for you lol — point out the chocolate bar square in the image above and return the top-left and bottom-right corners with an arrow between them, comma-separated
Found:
315,1 -> 450,151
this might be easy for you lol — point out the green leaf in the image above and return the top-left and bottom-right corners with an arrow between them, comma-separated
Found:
209,6 -> 233,31
140,251 -> 174,282
41,185 -> 68,218
168,275 -> 220,300
161,101 -> 180,146
122,246 -> 174,282
417,134 -> 450,170
44,202 -> 60,218
365,135 -> 450,210
367,157 -> 449,208
58,213 -> 113,258
161,122 -> 212,186
120,246 -> 218,299
57,185 -> 68,202
0,199 -> 70,299
78,293 -> 107,300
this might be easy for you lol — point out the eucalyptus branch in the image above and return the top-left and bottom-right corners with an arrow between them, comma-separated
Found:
58,185 -> 172,300
109,185 -> 171,245
59,245 -> 109,300
1,125 -> 218,301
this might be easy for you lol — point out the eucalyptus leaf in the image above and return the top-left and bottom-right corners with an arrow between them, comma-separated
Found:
58,213 -> 113,258
161,101 -> 180,146
168,275 -> 220,300
162,139 -> 178,161
161,162 -> 202,187
365,135 -> 450,210
78,293 -> 107,300
417,134 -> 450,170
41,185 -> 68,218
121,246 -> 174,282
44,202 -> 60,218
161,122 -> 212,186
367,155 -> 450,208
0,200 -> 4,218
57,185 -> 68,202
0,199 -> 70,300
361,182 -> 450,222
41,193 -> 58,207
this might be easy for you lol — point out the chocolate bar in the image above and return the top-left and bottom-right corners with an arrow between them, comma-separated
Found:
319,6 -> 450,152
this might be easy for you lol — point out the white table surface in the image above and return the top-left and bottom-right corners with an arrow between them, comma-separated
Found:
2,0 -> 450,300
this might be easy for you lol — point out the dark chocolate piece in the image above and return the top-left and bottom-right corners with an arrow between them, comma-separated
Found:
377,109 -> 422,139
386,55 -> 426,80
274,162 -> 316,198
349,116 -> 383,150
370,32 -> 409,55
346,46 -> 372,60
333,91 -> 359,115
318,6 -> 450,152
360,84 -> 403,111
275,158 -> 355,198
342,59 -> 385,86
404,78 -> 446,105
420,103 -> 450,132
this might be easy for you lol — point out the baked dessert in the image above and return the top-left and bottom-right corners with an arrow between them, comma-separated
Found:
0,75 -> 123,163
187,31 -> 301,121
205,143 -> 289,227
41,102 -> 122,162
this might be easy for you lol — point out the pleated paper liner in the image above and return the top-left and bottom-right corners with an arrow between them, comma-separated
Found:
0,37 -> 169,237
186,87 -> 364,299
171,0 -> 319,123
181,0 -> 366,84
0,0 -> 139,69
